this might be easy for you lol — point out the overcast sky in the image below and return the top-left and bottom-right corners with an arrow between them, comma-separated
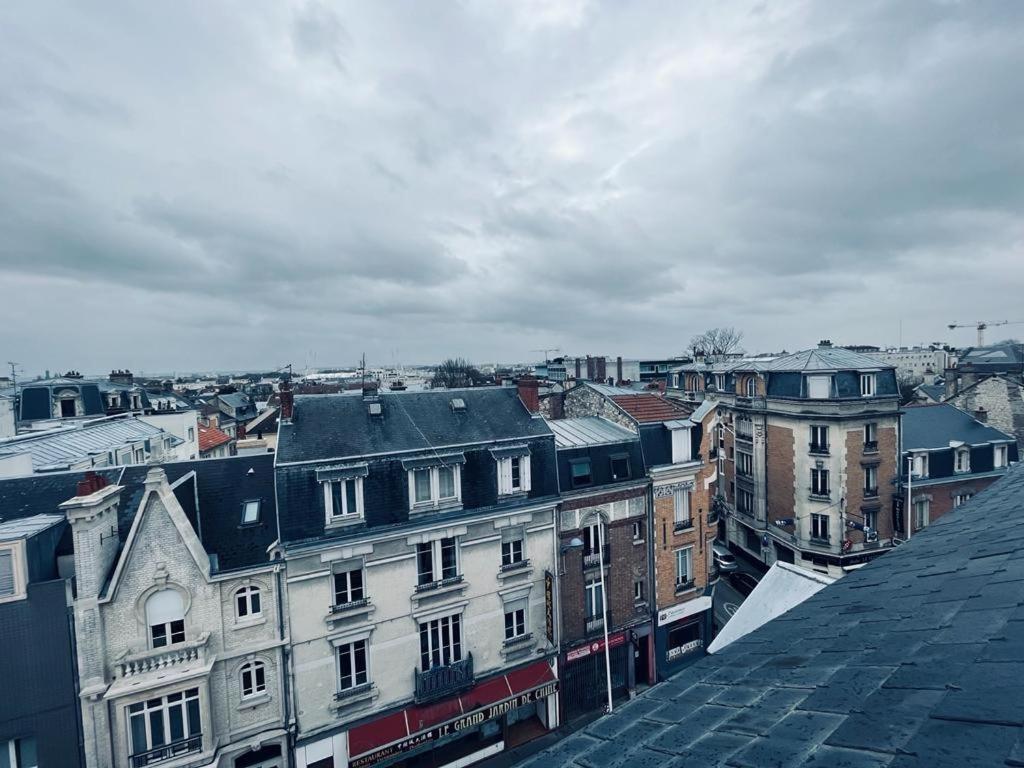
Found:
2,1 -> 1023,376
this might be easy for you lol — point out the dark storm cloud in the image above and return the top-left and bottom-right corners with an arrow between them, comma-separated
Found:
0,0 -> 1022,374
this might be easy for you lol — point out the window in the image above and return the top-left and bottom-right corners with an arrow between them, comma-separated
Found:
864,466 -> 878,496
955,449 -> 970,473
610,454 -> 631,481
235,585 -> 262,619
809,425 -> 828,453
807,376 -> 831,399
810,513 -> 829,541
632,520 -> 643,542
334,567 -> 365,606
240,500 -> 260,525
187,427 -> 195,442
60,397 -> 76,417
995,445 -> 1008,468
570,458 -> 592,488
745,377 -> 757,397
954,492 -> 973,508
811,467 -> 830,497
497,455 -> 531,495
860,374 -> 876,397
500,528 -> 525,568
584,578 -> 604,618
673,489 -> 692,529
240,661 -> 267,699
914,498 -> 929,529
419,614 -> 462,670
714,374 -> 726,391
409,465 -> 462,508
504,607 -> 526,640
325,477 -> 363,521
416,538 -> 459,587
146,589 -> 185,649
134,448 -> 145,464
338,639 -> 369,690
1,737 -> 37,768
128,688 -> 201,762
0,545 -> 22,601
737,451 -> 753,476
864,509 -> 878,539
582,522 -> 604,561
633,580 -> 645,603
675,548 -> 693,588
912,453 -> 929,479
864,422 -> 877,446
737,488 -> 754,515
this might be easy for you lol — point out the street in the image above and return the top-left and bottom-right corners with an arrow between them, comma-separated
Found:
711,548 -> 768,635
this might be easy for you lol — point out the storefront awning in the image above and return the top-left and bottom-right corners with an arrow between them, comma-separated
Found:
348,660 -> 557,764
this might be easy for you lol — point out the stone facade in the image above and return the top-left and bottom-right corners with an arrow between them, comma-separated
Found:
947,376 -> 1024,447
65,470 -> 288,768
561,386 -> 637,433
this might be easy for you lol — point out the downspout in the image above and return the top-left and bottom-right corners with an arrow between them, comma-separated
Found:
276,562 -> 296,768
646,478 -> 657,682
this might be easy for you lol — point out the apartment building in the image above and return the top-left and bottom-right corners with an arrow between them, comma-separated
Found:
706,343 -> 901,578
274,384 -> 561,768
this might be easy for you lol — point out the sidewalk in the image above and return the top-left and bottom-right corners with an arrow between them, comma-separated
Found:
476,710 -> 606,768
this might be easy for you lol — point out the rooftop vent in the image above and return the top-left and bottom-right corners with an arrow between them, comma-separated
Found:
450,398 -> 466,412
368,402 -> 383,418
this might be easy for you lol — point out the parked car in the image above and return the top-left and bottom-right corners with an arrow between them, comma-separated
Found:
712,543 -> 738,574
729,571 -> 760,597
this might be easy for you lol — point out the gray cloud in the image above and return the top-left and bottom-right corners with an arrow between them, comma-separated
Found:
1,0 -> 1023,374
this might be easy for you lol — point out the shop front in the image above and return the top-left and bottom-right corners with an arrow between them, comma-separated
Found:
654,596 -> 712,680
559,627 -> 650,721
296,660 -> 558,768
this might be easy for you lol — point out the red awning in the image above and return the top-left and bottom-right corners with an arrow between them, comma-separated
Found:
348,660 -> 556,759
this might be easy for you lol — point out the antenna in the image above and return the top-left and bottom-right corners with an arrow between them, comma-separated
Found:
7,361 -> 18,394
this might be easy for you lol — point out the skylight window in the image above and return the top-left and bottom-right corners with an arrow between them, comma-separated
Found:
368,402 -> 383,417
450,398 -> 466,412
241,500 -> 260,524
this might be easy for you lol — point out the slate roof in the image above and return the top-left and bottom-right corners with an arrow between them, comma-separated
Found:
547,417 -> 638,449
0,513 -> 64,542
766,347 -> 896,372
916,383 -> 946,403
903,404 -> 1015,451
276,388 -> 551,464
0,468 -> 123,522
0,418 -> 180,471
198,424 -> 233,453
517,464 -> 1024,768
958,344 -> 1024,370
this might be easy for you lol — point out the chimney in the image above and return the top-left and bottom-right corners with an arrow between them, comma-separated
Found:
109,369 -> 134,386
616,356 -> 623,384
974,407 -> 988,423
60,473 -> 123,601
279,378 -> 294,422
818,340 -> 833,348
517,377 -> 540,413
575,358 -> 582,380
596,357 -> 606,383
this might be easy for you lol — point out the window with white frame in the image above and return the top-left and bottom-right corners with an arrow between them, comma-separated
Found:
864,509 -> 878,539
807,375 -> 831,399
809,425 -> 829,453
496,454 -> 532,496
416,538 -> 459,587
811,467 -> 830,497
500,527 -> 525,568
235,585 -> 262,619
187,427 -> 195,442
240,661 -> 266,699
632,520 -> 643,542
582,522 -> 604,560
860,374 -> 876,397
127,688 -> 201,761
337,639 -> 369,690
419,614 -> 462,670
914,498 -> 929,529
584,578 -> 603,618
324,477 -> 364,521
673,488 -> 692,529
0,544 -> 25,602
240,500 -> 260,525
912,452 -> 929,479
634,579 -> 645,603
745,376 -> 757,397
955,448 -> 970,473
1,737 -> 37,768
864,466 -> 878,496
810,513 -> 829,541
674,547 -> 693,588
954,492 -> 973,507
409,464 -> 461,508
333,564 -> 365,606
503,605 -> 527,641
146,589 -> 185,648
995,445 -> 1009,468
864,422 -> 878,445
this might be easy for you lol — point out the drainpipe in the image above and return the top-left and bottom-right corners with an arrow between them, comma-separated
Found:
276,562 -> 296,768
646,479 -> 656,683
596,520 -> 613,714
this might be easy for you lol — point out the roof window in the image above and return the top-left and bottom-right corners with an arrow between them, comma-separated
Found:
368,402 -> 383,417
450,398 -> 466,412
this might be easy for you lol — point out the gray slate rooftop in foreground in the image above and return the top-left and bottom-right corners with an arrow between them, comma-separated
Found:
518,464 -> 1024,768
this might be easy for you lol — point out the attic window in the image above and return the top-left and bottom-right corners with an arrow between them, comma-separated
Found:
241,500 -> 261,525
368,402 -> 383,417
450,398 -> 466,412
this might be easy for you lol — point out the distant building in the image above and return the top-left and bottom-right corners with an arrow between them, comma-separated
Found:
638,357 -> 690,382
535,356 -> 641,385
198,424 -> 235,458
944,343 -> 1024,447
17,376 -> 107,423
862,347 -> 950,382
901,404 -> 1018,532
0,392 -> 14,439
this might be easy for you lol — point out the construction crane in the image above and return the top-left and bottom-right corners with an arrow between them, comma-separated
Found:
531,348 -> 561,362
947,320 -> 1024,347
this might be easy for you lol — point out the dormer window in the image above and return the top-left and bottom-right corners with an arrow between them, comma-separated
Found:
745,377 -> 757,397
995,445 -> 1009,468
404,455 -> 464,511
493,446 -> 532,496
860,374 -> 876,397
955,448 -> 970,473
911,452 -> 929,479
317,463 -> 369,524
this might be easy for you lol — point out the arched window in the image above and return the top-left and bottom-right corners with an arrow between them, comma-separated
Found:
240,660 -> 267,699
235,585 -> 262,619
145,589 -> 185,648
745,377 -> 757,397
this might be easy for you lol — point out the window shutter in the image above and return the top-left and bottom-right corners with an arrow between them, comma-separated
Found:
0,549 -> 14,596
522,455 -> 532,492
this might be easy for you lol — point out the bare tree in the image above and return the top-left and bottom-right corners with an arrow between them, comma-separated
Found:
688,327 -> 744,358
430,358 -> 485,389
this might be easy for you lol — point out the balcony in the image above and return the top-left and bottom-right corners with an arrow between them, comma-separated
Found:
414,654 -> 474,704
808,488 -> 831,502
675,579 -> 696,594
808,443 -> 830,456
414,574 -> 464,593
330,597 -> 370,614
734,395 -> 766,410
499,559 -> 530,573
582,547 -> 610,571
863,440 -> 878,454
115,633 -> 210,679
130,735 -> 202,768
673,518 -> 694,533
584,610 -> 612,637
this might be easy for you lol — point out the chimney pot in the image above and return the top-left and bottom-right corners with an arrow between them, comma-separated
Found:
974,407 -> 988,423
279,378 -> 294,421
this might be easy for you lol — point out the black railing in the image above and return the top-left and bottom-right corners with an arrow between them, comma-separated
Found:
673,518 -> 694,533
863,441 -> 878,454
502,632 -> 533,648
582,547 -> 610,571
414,574 -> 464,593
414,654 -> 474,703
330,597 -> 370,613
334,682 -> 373,701
584,610 -> 611,637
499,559 -> 530,573
809,443 -> 830,456
131,735 -> 202,767
864,487 -> 879,499
674,579 -> 695,594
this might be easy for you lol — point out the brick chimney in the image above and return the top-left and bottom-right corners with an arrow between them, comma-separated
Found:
517,377 -> 540,413
109,369 -> 134,386
974,407 -> 988,423
60,474 -> 123,601
818,340 -> 833,348
575,358 -> 582,380
616,356 -> 623,384
279,378 -> 294,423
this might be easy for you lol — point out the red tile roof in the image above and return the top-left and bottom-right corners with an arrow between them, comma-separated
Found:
610,393 -> 692,423
198,424 -> 233,453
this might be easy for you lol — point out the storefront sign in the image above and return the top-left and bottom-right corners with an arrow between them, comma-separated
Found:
565,631 -> 626,662
666,638 -> 703,661
349,681 -> 559,768
544,571 -> 555,644
656,596 -> 712,627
